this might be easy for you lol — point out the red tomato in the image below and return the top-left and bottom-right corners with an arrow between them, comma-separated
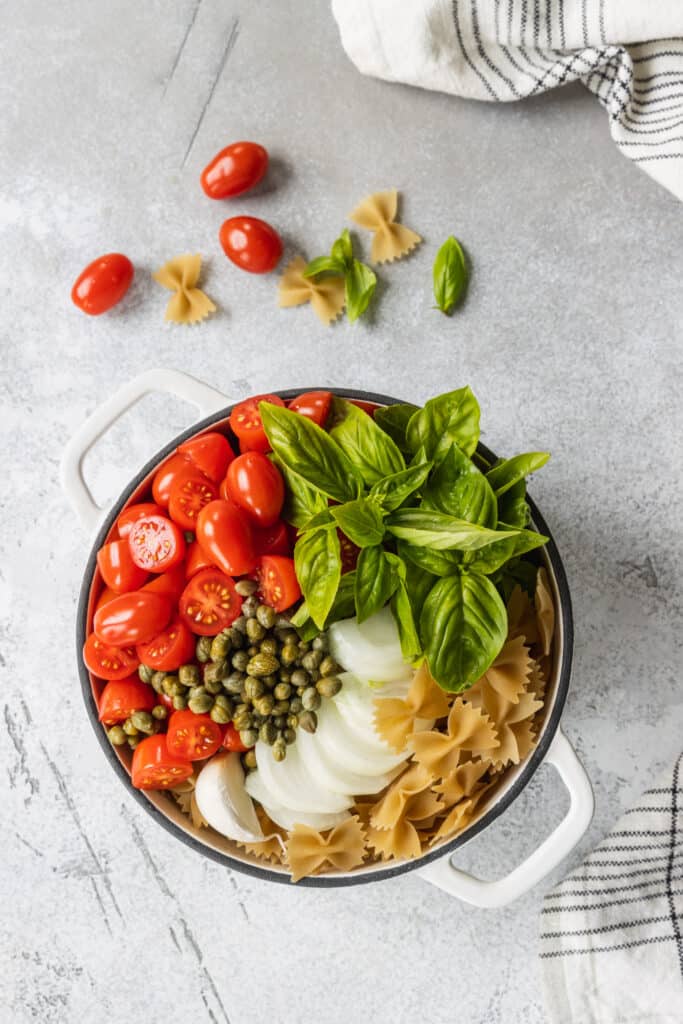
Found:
128,513 -> 185,572
178,432 -> 235,482
142,562 -> 187,603
131,735 -> 192,790
151,452 -> 197,507
255,555 -> 301,612
223,722 -> 251,752
136,618 -> 195,671
71,253 -> 134,315
179,568 -> 242,636
339,530 -> 360,573
229,393 -> 284,454
95,585 -> 119,611
254,519 -> 291,557
168,473 -> 218,532
166,710 -> 223,760
196,500 -> 256,576
200,141 -> 269,199
97,540 -> 148,594
98,676 -> 156,724
350,399 -> 378,417
185,541 -> 215,577
83,633 -> 138,680
219,217 -> 283,274
225,452 -> 284,528
117,502 -> 165,538
94,592 -> 172,647
288,390 -> 333,428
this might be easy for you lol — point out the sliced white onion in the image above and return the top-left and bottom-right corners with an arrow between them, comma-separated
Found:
315,702 -> 408,776
254,739 -> 353,815
194,753 -> 264,843
296,721 -> 399,796
246,772 -> 349,831
329,607 -> 412,683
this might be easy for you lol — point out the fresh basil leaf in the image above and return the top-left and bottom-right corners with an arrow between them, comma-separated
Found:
291,570 -> 357,632
433,236 -> 468,315
330,498 -> 386,548
354,545 -> 399,623
270,454 -> 328,529
486,452 -> 550,497
390,582 -> 422,663
397,555 -> 435,624
397,540 -> 461,577
406,386 -> 480,460
345,260 -> 376,322
300,508 -> 336,531
420,571 -> 507,692
329,398 -> 405,485
421,443 -> 497,528
373,403 -> 419,452
496,559 -> 539,602
293,527 -> 341,630
369,461 -> 432,512
497,478 -> 529,529
386,508 -> 517,551
303,255 -> 346,279
261,402 -> 362,504
331,229 -> 353,269
466,524 -> 548,574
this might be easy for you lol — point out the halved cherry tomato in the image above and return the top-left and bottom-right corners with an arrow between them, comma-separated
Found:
288,390 -> 333,428
219,216 -> 283,274
179,568 -> 242,636
222,722 -> 251,752
196,500 -> 255,576
168,473 -> 218,531
95,585 -> 119,611
97,540 -> 148,593
94,592 -> 172,646
178,432 -> 235,482
185,541 -> 215,578
128,514 -> 185,572
200,141 -> 269,199
117,502 -> 165,538
229,393 -> 284,454
142,562 -> 187,603
151,452 -> 197,507
136,618 -> 195,671
71,253 -> 134,315
166,710 -> 223,760
255,555 -> 301,612
254,519 -> 291,557
83,633 -> 138,680
225,452 -> 284,527
98,676 -> 156,725
338,530 -> 360,573
131,735 -> 192,790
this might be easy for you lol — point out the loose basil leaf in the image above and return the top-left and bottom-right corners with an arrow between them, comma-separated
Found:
486,452 -> 550,497
329,398 -> 405,486
354,545 -> 399,623
373,403 -> 419,452
397,540 -> 461,577
261,402 -> 362,504
406,386 -> 480,460
433,236 -> 468,315
270,454 -> 328,529
466,524 -> 548,574
291,570 -> 357,632
303,255 -> 346,279
293,527 -> 341,630
421,443 -> 497,528
497,478 -> 529,529
331,229 -> 353,269
369,461 -> 432,512
330,498 -> 386,549
420,572 -> 507,691
390,581 -> 422,663
345,260 -> 377,322
386,508 -> 517,551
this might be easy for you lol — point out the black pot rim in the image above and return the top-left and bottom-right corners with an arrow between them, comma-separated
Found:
76,386 -> 573,888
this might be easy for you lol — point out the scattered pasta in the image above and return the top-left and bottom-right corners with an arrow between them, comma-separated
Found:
152,254 -> 216,324
348,189 -> 422,263
278,255 -> 346,325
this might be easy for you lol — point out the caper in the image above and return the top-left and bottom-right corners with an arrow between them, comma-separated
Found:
225,672 -> 246,695
275,626 -> 297,645
242,595 -> 259,618
259,637 -> 278,656
319,656 -> 339,677
289,697 -> 303,715
196,636 -> 213,662
162,676 -> 176,696
273,715 -> 286,730
278,668 -> 292,684
122,719 -> 138,737
272,738 -> 287,762
298,710 -> 318,734
210,632 -> 232,661
233,711 -> 253,732
316,676 -> 342,699
203,661 -> 227,686
256,604 -> 277,629
204,677 -> 224,695
254,694 -> 275,717
214,694 -> 234,714
246,617 -> 266,642
152,705 -> 168,720
127,735 -> 141,749
273,682 -> 292,701
232,650 -> 249,672
283,728 -> 296,745
108,725 -> 127,746
234,702 -> 249,717
291,668 -> 309,688
302,687 -> 321,711
298,641 -> 311,655
243,749 -> 258,771
296,686 -> 306,697
240,728 -> 259,748
312,634 -> 328,652
210,703 -> 232,724
235,578 -> 258,597
151,671 -> 166,693
130,711 -> 155,734
232,615 -> 248,634
286,714 -> 299,730
228,626 -> 245,647
244,677 -> 264,700
179,664 -> 200,688
308,669 -> 320,683
259,720 -> 277,745
247,645 -> 259,658
173,694 -> 188,710
261,674 -> 277,689
251,713 -> 265,727
301,649 -> 323,672
247,653 -> 279,677
280,644 -> 299,666
188,693 -> 214,715
138,664 -> 154,685
273,699 -> 290,716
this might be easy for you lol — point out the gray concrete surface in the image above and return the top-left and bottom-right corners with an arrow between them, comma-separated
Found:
2,1 -> 682,1022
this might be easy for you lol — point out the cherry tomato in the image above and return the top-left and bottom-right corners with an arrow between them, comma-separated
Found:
116,502 -> 164,538
131,735 -> 193,790
178,432 -> 235,482
136,618 -> 195,671
350,399 -> 378,417
97,540 -> 148,594
93,592 -> 172,647
185,541 -> 215,577
229,393 -> 284,454
254,519 -> 291,557
196,500 -> 256,576
168,473 -> 218,532
128,513 -> 185,572
166,710 -> 223,760
225,452 -> 284,528
222,722 -> 251,752
151,452 -> 197,507
142,562 -> 187,603
339,530 -> 360,573
255,555 -> 301,612
179,568 -> 242,635
288,390 -> 333,428
83,633 -> 138,680
200,141 -> 269,199
219,216 -> 283,274
95,585 -> 119,611
98,676 -> 156,725
71,253 -> 134,315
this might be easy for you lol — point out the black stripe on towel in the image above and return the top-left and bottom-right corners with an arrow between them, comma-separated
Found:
451,1 -> 499,99
666,753 -> 683,978
545,870 -> 683,899
540,934 -> 677,959
542,887 -> 683,915
541,912 -> 683,941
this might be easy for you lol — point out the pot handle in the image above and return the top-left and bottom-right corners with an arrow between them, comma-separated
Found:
60,368 -> 228,532
416,728 -> 593,907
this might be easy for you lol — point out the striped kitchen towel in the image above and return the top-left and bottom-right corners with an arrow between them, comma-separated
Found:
331,0 -> 683,199
540,752 -> 683,1023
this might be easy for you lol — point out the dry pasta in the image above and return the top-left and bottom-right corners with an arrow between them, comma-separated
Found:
152,254 -> 216,324
278,255 -> 346,325
348,190 -> 422,263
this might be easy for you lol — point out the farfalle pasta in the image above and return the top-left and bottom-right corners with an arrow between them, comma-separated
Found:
286,817 -> 366,883
234,808 -> 287,865
535,568 -> 555,657
365,765 -> 443,861
152,254 -> 216,324
373,663 -> 450,753
348,189 -> 422,263
410,699 -> 499,777
278,255 -> 346,325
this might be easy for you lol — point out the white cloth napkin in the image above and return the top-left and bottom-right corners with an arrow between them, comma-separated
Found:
331,0 -> 683,199
540,752 -> 683,1023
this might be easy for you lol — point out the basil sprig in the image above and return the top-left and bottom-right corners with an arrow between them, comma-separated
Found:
433,236 -> 468,315
304,229 -> 377,323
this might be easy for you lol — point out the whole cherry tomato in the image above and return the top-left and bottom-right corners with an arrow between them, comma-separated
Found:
71,253 -> 134,315
177,432 -> 235,482
225,452 -> 284,527
136,618 -> 196,671
83,633 -> 138,680
338,530 -> 360,573
131,735 -> 192,790
95,585 -> 119,611
127,513 -> 185,572
254,519 -> 291,557
288,390 -> 333,428
196,500 -> 256,576
93,592 -> 172,647
151,452 -> 197,506
166,710 -> 223,760
117,502 -> 165,538
219,217 -> 283,273
142,562 -> 187,603
179,568 -> 242,635
255,555 -> 301,612
229,393 -> 284,454
98,676 -> 156,725
168,473 -> 218,531
222,722 -> 251,752
185,540 -> 215,577
97,540 -> 148,593
200,141 -> 269,199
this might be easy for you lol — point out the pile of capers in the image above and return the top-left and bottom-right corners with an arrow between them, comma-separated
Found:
107,704 -> 168,749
